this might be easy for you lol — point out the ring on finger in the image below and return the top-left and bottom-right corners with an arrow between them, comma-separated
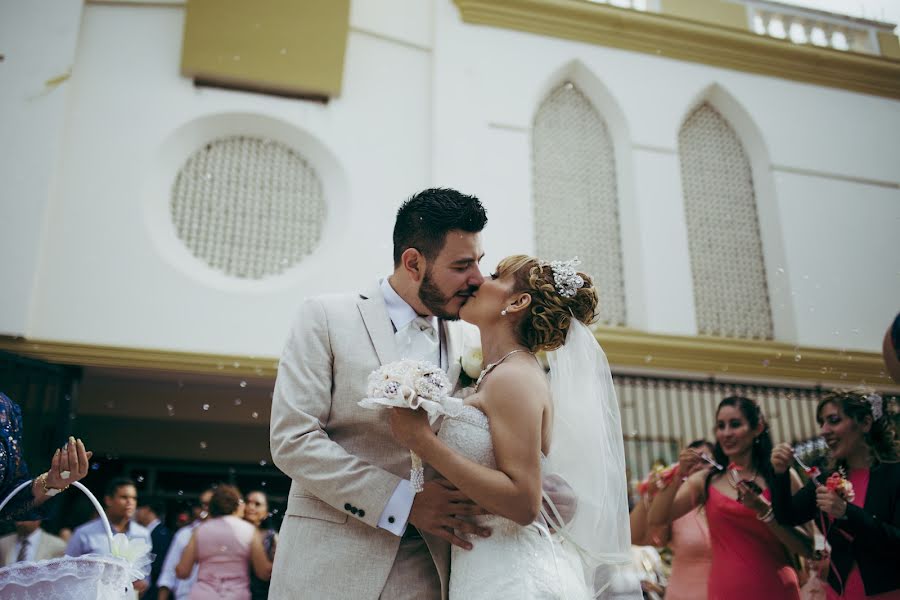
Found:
60,470 -> 71,480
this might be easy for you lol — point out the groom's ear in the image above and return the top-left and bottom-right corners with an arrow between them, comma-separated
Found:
401,248 -> 426,282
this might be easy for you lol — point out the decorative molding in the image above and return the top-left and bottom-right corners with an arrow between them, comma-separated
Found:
452,0 -> 900,100
0,336 -> 278,380
595,327 -> 896,389
2,331 -> 895,389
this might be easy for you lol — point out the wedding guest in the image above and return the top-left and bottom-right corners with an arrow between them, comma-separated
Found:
1,392 -> 92,521
649,396 -> 813,599
66,477 -> 151,594
242,490 -> 276,600
175,484 -> 271,600
158,489 -> 213,600
137,498 -> 173,600
771,390 -> 900,599
0,519 -> 66,565
646,439 -> 715,600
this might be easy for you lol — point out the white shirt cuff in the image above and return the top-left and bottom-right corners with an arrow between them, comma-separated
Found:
377,480 -> 415,536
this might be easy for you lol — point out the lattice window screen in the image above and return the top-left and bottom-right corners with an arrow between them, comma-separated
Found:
679,103 -> 773,339
532,83 -> 626,326
171,136 -> 326,279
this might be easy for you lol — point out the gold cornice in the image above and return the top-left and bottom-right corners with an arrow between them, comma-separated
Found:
1,332 -> 893,389
453,0 -> 900,100
594,327 -> 894,388
0,336 -> 278,380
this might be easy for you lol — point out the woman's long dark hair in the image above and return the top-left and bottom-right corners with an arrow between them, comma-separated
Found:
704,396 -> 775,498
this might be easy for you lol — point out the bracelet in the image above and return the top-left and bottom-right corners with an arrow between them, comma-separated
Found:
757,507 -> 775,523
38,472 -> 68,497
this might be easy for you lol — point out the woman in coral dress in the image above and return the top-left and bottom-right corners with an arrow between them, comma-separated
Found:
648,396 -> 813,600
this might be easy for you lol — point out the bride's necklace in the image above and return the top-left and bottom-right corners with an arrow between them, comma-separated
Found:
474,349 -> 533,391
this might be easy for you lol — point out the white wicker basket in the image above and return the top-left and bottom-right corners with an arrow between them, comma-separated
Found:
0,480 -> 137,599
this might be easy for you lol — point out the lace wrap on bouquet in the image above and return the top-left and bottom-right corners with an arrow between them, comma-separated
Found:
359,359 -> 465,491
542,320 -> 642,599
0,480 -> 153,599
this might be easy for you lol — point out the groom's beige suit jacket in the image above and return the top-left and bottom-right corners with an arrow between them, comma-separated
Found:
269,285 -> 468,600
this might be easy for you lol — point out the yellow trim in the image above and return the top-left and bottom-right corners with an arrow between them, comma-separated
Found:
1,332 -> 893,388
452,0 -> 900,100
659,0 -> 746,30
181,0 -> 350,98
0,336 -> 278,380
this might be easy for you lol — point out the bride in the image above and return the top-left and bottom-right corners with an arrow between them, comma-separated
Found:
389,255 -> 638,599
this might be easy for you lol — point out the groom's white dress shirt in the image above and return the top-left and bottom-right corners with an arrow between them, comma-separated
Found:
377,278 -> 447,536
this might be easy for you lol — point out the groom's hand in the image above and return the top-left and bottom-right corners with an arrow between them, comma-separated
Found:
408,479 -> 491,550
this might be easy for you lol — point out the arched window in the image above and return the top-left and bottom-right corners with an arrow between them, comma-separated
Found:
679,102 -> 773,339
532,82 -> 626,326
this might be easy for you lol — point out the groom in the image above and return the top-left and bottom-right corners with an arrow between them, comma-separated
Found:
269,188 -> 491,600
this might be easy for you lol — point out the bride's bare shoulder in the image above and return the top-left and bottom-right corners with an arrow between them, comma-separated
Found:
479,362 -> 549,415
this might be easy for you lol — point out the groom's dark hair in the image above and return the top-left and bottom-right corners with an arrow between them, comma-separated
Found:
393,188 -> 487,267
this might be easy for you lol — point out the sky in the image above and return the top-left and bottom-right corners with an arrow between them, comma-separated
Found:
785,0 -> 899,31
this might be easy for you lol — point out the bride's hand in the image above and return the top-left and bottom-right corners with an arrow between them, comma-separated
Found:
388,408 -> 432,449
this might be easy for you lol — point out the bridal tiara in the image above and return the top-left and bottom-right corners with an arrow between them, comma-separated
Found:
548,257 -> 585,299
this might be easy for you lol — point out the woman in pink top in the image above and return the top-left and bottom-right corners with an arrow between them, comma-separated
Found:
665,441 -> 714,600
649,396 -> 813,600
632,439 -> 714,600
771,391 -> 900,599
176,485 -> 272,600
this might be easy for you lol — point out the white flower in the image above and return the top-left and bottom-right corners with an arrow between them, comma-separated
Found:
110,533 -> 151,565
461,346 -> 483,380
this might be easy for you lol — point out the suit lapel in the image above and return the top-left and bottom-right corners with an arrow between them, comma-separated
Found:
357,286 -> 399,367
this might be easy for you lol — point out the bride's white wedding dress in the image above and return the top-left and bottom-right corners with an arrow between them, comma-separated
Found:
438,405 -> 591,600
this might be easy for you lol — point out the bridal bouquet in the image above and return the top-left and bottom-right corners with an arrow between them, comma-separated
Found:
359,359 -> 464,492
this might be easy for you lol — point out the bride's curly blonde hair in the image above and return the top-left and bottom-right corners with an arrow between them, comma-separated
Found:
496,255 -> 599,352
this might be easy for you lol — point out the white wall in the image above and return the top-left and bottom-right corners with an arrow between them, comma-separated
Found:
3,0 -> 898,357
0,1 -> 83,335
26,3 -> 433,355
431,0 -> 900,351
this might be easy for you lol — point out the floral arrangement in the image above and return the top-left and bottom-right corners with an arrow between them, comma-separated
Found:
825,468 -> 855,503
458,345 -> 483,391
359,359 -> 464,492
110,533 -> 153,582
636,463 -> 678,497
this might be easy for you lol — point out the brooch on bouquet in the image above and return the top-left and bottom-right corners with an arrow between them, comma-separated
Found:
825,468 -> 855,503
359,360 -> 464,493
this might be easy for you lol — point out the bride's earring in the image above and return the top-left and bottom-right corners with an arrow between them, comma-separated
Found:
500,308 -> 508,316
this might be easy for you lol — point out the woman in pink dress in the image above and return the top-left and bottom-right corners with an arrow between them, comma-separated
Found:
632,440 -> 713,600
176,484 -> 272,600
771,390 -> 900,599
649,396 -> 813,600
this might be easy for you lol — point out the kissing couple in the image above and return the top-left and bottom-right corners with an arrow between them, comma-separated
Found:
269,188 -> 638,599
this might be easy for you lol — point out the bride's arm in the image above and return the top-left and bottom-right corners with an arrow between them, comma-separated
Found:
391,367 -> 545,526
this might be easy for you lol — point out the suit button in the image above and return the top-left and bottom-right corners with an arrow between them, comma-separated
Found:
358,510 -> 365,517
344,503 -> 352,511
388,516 -> 395,524
350,507 -> 358,514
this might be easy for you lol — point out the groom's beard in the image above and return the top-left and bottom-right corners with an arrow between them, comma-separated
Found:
419,268 -> 469,321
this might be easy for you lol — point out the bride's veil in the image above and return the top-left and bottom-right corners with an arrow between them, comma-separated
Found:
542,319 -> 642,599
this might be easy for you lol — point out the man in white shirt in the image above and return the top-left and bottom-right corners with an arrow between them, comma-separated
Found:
66,477 -> 151,594
156,488 -> 213,600
0,519 -> 66,565
270,189 -> 490,600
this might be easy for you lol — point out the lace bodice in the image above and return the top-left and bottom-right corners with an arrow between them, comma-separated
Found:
436,405 -> 589,599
